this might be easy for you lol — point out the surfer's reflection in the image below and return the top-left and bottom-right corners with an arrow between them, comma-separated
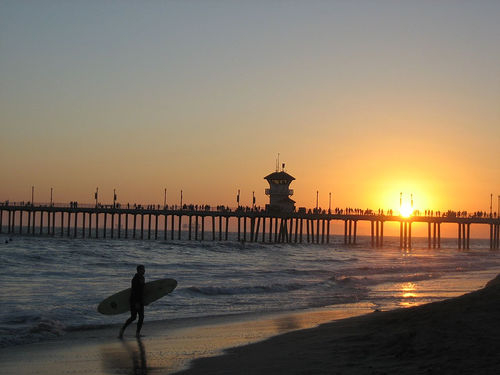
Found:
101,338 -> 149,375
132,338 -> 148,374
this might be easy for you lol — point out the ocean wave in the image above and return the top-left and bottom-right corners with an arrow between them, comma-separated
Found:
29,318 -> 66,335
331,275 -> 360,284
0,317 -> 66,348
282,268 -> 333,277
65,323 -> 115,332
330,272 -> 438,287
185,282 -> 311,296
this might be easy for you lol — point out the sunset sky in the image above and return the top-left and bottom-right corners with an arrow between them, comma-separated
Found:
1,1 -> 499,216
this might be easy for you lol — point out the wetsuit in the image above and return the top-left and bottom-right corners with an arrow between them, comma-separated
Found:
121,272 -> 145,335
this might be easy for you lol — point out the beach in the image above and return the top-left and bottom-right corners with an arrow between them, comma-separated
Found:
0,305 -> 373,374
2,275 -> 500,374
179,273 -> 500,374
2,236 -> 500,374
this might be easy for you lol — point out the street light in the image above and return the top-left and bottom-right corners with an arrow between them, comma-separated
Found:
113,189 -> 117,208
95,187 -> 99,208
329,192 -> 331,213
316,191 -> 319,210
50,187 -> 53,207
31,186 -> 34,206
164,188 -> 167,208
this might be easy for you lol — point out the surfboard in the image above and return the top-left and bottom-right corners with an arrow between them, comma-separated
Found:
97,278 -> 177,315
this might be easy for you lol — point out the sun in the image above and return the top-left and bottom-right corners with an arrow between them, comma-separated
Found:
400,202 -> 413,218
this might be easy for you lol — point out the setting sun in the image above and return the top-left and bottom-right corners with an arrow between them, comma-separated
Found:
400,202 -> 413,218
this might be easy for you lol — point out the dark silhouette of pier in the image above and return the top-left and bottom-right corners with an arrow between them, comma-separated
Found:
0,202 -> 499,249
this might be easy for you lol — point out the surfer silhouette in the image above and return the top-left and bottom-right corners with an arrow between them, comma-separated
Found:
119,265 -> 146,339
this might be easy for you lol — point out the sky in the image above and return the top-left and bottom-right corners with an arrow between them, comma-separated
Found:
1,0 -> 499,217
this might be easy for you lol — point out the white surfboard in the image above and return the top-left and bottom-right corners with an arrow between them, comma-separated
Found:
97,278 -> 177,315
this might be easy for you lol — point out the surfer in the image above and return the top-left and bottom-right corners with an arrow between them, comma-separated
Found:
119,265 -> 146,339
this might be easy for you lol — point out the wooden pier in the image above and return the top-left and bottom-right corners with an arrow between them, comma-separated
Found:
1,203 -> 499,249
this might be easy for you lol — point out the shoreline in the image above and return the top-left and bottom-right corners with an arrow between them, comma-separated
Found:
177,274 -> 500,374
0,303 -> 374,375
2,273 -> 500,374
2,270 -> 499,374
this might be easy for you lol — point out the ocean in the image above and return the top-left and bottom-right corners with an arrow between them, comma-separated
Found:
1,233 -> 499,348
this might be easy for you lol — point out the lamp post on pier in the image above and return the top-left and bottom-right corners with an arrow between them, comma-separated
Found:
95,187 -> 99,208
491,193 -> 493,218
316,191 -> 319,211
31,186 -> 34,206
164,188 -> 167,209
50,188 -> 53,207
329,192 -> 331,213
180,190 -> 183,209
113,189 -> 117,208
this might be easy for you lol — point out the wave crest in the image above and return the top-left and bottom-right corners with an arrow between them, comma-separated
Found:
186,282 -> 309,296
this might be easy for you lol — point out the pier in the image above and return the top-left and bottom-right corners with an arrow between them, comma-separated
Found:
1,203 -> 499,249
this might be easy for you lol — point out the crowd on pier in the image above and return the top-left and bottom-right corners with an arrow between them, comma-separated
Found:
2,201 -> 498,219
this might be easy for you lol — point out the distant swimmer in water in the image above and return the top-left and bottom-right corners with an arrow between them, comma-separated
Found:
119,265 -> 146,339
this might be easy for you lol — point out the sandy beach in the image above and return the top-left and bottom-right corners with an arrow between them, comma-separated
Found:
178,274 -> 500,375
0,304 -> 372,375
2,275 -> 500,374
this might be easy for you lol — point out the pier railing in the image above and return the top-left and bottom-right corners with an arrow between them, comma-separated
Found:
2,201 -> 497,219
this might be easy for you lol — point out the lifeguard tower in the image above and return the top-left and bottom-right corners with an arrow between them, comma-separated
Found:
264,163 -> 296,213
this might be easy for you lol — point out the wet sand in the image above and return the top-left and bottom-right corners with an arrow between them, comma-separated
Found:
177,274 -> 500,374
0,304 -> 372,375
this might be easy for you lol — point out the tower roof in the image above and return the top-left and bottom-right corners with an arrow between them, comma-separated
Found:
264,171 -> 295,181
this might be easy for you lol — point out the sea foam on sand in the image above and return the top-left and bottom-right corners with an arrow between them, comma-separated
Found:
178,274 -> 500,375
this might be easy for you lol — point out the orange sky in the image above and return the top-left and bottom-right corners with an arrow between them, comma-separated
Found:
1,2 -> 499,228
